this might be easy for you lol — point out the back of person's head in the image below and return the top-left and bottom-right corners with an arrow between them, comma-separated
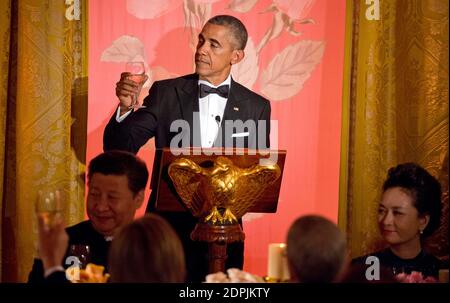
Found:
108,214 -> 186,282
88,150 -> 149,196
207,15 -> 248,50
382,162 -> 442,237
287,215 -> 347,283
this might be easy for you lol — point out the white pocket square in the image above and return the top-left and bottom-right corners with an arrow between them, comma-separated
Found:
231,132 -> 249,138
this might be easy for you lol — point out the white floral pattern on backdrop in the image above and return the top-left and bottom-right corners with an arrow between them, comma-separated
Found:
102,0 -> 323,101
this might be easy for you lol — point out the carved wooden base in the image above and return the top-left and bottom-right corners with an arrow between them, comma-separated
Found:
191,223 -> 245,274
191,223 -> 245,243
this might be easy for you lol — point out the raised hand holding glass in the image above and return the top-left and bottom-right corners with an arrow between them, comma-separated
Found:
125,61 -> 146,110
35,190 -> 63,229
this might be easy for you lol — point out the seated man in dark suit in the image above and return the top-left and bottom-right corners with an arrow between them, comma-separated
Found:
28,150 -> 149,282
104,14 -> 271,282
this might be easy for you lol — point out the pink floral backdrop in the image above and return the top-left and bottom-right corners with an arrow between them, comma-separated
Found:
88,0 -> 346,276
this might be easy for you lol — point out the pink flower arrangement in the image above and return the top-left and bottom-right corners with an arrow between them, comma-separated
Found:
395,271 -> 438,283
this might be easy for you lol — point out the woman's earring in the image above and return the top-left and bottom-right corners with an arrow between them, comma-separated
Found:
419,230 -> 424,235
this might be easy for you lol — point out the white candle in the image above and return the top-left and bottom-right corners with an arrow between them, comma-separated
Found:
267,243 -> 290,281
439,269 -> 449,283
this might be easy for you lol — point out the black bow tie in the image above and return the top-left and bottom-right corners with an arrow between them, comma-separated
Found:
199,83 -> 229,99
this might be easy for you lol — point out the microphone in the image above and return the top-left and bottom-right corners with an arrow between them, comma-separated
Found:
213,115 -> 221,147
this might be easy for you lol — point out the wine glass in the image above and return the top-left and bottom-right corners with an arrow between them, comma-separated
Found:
35,190 -> 63,229
68,244 -> 91,269
125,61 -> 146,110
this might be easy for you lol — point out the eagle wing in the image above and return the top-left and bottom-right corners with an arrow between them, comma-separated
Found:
167,158 -> 205,217
230,163 -> 281,219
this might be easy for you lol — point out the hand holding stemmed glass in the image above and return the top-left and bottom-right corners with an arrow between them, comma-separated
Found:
35,190 -> 69,272
116,61 -> 148,113
36,190 -> 63,229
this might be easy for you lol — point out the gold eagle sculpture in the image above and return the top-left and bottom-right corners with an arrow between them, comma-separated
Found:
168,156 -> 281,225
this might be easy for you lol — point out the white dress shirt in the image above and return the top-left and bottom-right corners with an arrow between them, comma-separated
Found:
198,75 -> 230,147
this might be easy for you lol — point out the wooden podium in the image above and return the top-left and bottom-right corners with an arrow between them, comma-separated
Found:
151,147 -> 286,274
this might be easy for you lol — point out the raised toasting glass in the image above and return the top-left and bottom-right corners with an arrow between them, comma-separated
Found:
125,61 -> 146,110
35,190 -> 63,229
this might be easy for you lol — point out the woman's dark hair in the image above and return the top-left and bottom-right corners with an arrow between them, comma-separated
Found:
108,214 -> 186,282
382,162 -> 442,237
88,150 -> 149,196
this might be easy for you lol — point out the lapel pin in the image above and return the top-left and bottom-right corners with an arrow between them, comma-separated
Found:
233,107 -> 239,111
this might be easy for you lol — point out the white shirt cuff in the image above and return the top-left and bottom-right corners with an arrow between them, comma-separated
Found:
115,106 -> 133,122
44,265 -> 65,278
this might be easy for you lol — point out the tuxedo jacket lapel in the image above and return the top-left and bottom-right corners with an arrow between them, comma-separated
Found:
215,78 -> 251,147
222,78 -> 250,123
176,75 -> 200,147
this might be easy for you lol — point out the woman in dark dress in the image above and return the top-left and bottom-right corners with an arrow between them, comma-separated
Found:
352,163 -> 443,281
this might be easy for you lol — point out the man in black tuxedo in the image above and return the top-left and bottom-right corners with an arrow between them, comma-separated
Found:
28,151 -> 148,282
104,15 -> 271,282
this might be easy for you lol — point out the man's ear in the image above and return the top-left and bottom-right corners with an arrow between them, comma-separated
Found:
231,49 -> 244,65
133,189 -> 145,209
